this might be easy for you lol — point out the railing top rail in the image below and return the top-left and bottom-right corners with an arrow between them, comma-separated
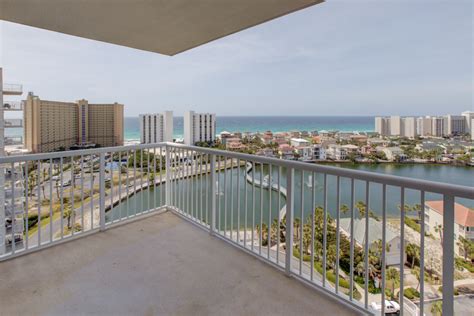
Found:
0,141 -> 472,199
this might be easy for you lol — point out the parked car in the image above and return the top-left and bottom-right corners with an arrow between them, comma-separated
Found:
370,301 -> 400,315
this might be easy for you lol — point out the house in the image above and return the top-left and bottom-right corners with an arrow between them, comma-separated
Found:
326,144 -> 347,161
340,217 -> 406,266
261,131 -> 274,145
278,144 -> 294,160
424,201 -> 474,256
256,148 -> 275,158
380,147 -> 407,161
290,138 -> 310,147
350,134 -> 368,144
342,144 -> 359,154
295,146 -> 313,161
225,138 -> 244,150
220,131 -> 233,145
313,144 -> 326,160
367,138 -> 390,147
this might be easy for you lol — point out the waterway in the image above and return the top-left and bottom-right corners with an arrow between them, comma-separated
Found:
107,163 -> 473,229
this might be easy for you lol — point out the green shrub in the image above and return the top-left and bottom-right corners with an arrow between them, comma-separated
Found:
404,287 -> 420,299
438,286 -> 459,296
405,217 -> 421,233
455,257 -> 474,273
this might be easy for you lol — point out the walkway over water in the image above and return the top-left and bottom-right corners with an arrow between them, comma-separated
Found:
0,211 -> 359,316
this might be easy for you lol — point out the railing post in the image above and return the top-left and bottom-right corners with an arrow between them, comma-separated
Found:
285,167 -> 294,276
442,194 -> 455,316
209,154 -> 216,235
165,145 -> 171,208
99,152 -> 106,231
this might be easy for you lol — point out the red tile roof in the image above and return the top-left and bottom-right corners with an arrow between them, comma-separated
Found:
426,201 -> 474,227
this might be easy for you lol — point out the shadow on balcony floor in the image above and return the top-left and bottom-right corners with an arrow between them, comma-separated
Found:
0,211 -> 360,315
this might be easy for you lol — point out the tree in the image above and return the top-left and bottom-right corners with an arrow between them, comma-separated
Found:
434,224 -> 443,247
63,205 -> 75,229
457,236 -> 474,261
386,267 -> 400,301
406,243 -> 420,269
412,266 -> 421,291
431,301 -> 442,316
355,201 -> 366,219
340,204 -> 349,216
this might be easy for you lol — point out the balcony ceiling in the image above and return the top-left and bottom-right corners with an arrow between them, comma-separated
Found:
0,0 -> 323,56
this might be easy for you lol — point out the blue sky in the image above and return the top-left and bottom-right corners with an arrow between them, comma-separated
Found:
1,0 -> 472,117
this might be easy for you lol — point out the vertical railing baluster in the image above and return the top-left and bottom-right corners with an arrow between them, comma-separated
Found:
252,161 -> 255,252
322,174 -> 327,287
299,171 -> 304,275
200,154 -> 203,222
80,155 -> 84,231
230,158 -> 234,241
400,187 -> 405,315
420,191 -> 425,316
90,154 -> 94,229
335,176 -> 340,293
442,194 -> 455,316
244,161 -> 248,248
364,181 -> 370,309
260,163 -> 263,255
147,148 -> 150,213
153,148 -> 156,210
209,154 -> 216,235
165,146 -> 170,208
37,161 -> 41,246
191,150 -> 195,219
277,166 -> 281,265
126,151 -> 130,219
159,147 -> 163,207
267,164 -> 271,260
60,158 -> 64,238
70,157 -> 75,234
25,162 -> 29,249
224,157 -> 228,235
99,153 -> 106,231
133,149 -> 137,216
49,159 -> 53,241
237,158 -> 241,244
311,171 -> 315,280
349,178 -> 355,300
140,149 -> 144,214
285,167 -> 294,276
118,151 -> 122,219
217,156 -> 221,232
12,163 -> 17,253
381,184 -> 387,316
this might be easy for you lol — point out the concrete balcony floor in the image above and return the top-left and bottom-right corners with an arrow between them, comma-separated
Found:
0,211 -> 359,315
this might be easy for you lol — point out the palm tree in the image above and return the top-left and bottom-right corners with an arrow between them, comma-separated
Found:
412,203 -> 422,221
340,204 -> 349,217
412,266 -> 421,291
294,217 -> 301,243
430,301 -> 442,316
434,224 -> 443,247
355,201 -> 366,219
457,236 -> 473,261
63,205 -> 75,229
386,267 -> 400,301
406,243 -> 420,269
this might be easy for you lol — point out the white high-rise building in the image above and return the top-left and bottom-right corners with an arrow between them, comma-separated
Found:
375,117 -> 391,136
431,117 -> 445,137
390,116 -> 402,136
416,116 -> 432,136
445,115 -> 467,136
139,111 -> 173,144
461,111 -> 474,136
402,117 -> 416,138
183,111 -> 216,145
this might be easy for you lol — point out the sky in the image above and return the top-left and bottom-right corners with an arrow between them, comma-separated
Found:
0,0 -> 472,117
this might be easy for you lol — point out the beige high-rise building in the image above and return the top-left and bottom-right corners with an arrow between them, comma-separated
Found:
24,93 -> 123,153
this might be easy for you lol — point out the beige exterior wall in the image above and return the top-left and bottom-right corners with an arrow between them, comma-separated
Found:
24,94 -> 123,153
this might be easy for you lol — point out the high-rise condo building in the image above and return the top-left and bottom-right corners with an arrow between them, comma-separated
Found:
461,111 -> 474,136
445,115 -> 467,136
24,93 -> 124,153
416,116 -> 433,136
402,117 -> 416,138
375,117 -> 391,136
431,116 -> 445,137
390,116 -> 401,136
183,111 -> 216,145
139,111 -> 173,144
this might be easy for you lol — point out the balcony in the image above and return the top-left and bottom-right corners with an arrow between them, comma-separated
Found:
0,143 -> 473,315
2,83 -> 23,95
4,136 -> 23,146
3,118 -> 23,128
3,100 -> 23,111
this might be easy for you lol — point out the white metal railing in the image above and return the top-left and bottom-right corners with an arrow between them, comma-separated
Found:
3,101 -> 23,111
4,118 -> 23,128
0,142 -> 472,316
2,83 -> 23,95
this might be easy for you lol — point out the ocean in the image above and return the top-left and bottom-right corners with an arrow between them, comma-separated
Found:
124,116 -> 375,141
4,116 -> 375,141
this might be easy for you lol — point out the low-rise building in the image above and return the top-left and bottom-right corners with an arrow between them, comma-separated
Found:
295,146 -> 312,161
326,144 -> 347,161
424,201 -> 474,256
290,138 -> 310,147
313,144 -> 326,160
278,144 -> 294,160
380,147 -> 407,161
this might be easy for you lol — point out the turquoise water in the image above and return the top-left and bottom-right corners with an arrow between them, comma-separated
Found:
124,116 -> 375,140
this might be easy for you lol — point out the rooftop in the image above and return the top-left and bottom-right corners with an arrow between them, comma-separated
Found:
426,200 -> 474,227
0,211 -> 358,315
